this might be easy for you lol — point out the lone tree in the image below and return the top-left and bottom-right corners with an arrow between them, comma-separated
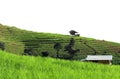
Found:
54,43 -> 62,58
69,30 -> 80,36
69,30 -> 78,36
64,38 -> 80,59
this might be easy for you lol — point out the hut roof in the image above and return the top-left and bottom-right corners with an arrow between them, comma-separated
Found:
86,55 -> 112,60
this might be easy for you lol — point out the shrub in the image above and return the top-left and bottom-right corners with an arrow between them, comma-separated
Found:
0,42 -> 5,50
41,51 -> 49,57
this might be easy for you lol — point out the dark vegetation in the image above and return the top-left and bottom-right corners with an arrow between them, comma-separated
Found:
0,24 -> 120,64
64,38 -> 80,59
54,43 -> 62,58
69,30 -> 80,36
0,42 -> 5,50
41,51 -> 49,57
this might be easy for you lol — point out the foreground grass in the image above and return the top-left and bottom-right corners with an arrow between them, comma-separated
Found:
0,50 -> 120,79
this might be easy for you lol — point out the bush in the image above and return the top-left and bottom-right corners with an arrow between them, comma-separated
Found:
0,42 -> 5,50
41,51 -> 49,57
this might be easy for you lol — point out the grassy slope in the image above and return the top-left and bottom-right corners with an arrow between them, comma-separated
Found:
0,24 -> 120,64
0,24 -> 70,41
0,50 -> 120,79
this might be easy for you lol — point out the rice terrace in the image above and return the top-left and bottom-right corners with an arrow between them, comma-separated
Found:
0,24 -> 120,79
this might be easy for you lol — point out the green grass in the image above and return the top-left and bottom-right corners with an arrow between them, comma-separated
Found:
0,24 -> 120,64
0,50 -> 120,79
0,24 -> 71,42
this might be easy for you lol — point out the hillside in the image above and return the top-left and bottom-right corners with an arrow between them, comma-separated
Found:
0,50 -> 120,79
0,24 -> 120,64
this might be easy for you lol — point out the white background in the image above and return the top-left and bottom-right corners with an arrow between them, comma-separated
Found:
0,0 -> 120,43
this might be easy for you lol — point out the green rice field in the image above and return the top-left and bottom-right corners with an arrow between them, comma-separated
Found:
0,50 -> 120,79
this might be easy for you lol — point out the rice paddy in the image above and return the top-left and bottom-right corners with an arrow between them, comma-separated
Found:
0,50 -> 120,79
